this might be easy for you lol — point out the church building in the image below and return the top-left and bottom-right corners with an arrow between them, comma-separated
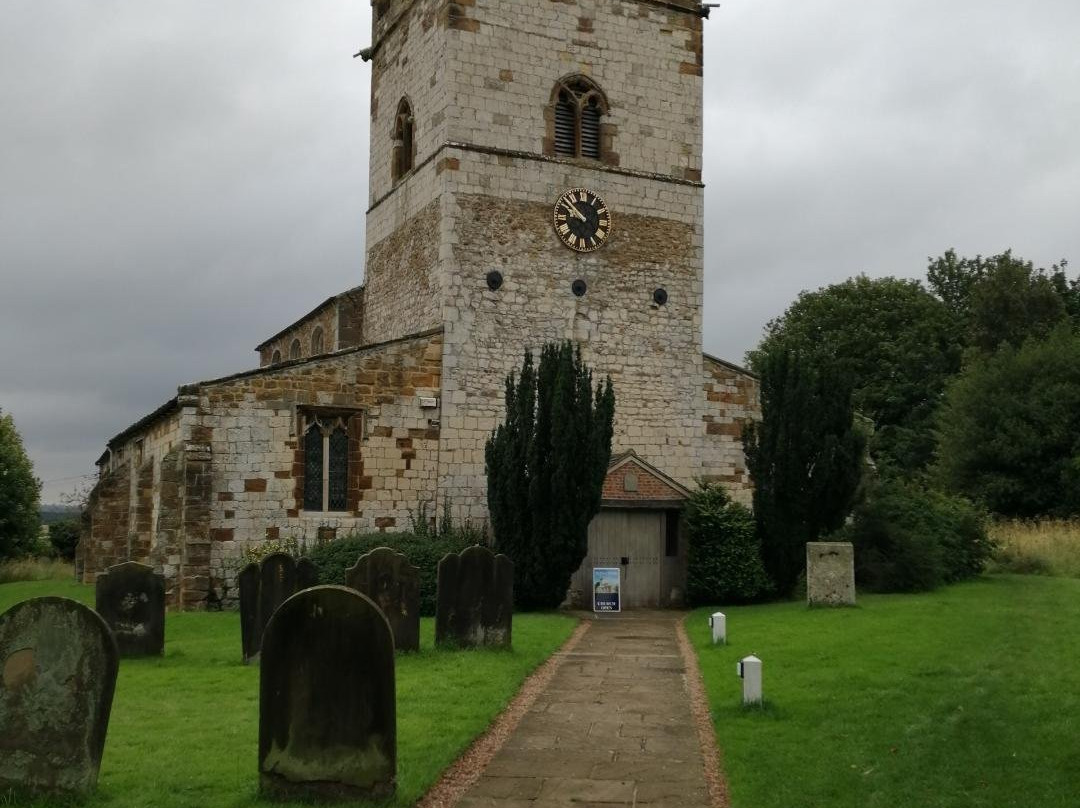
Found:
79,0 -> 760,609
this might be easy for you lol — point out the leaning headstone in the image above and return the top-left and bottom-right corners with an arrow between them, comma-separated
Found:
238,553 -> 320,664
259,586 -> 396,801
435,545 -> 513,648
806,541 -> 856,606
0,597 -> 118,797
95,561 -> 165,657
346,547 -> 420,652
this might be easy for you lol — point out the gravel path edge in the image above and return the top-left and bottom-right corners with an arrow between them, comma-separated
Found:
414,618 -> 592,808
676,615 -> 732,808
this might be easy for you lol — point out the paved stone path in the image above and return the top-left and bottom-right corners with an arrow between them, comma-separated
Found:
458,612 -> 713,808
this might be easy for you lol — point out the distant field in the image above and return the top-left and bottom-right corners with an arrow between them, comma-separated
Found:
689,576 -> 1080,808
989,519 -> 1080,577
0,580 -> 576,808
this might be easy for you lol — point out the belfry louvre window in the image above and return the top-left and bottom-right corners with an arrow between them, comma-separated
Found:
392,98 -> 415,183
552,76 -> 607,159
302,414 -> 352,512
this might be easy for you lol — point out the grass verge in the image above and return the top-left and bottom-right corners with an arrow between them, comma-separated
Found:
988,519 -> 1080,577
689,576 -> 1080,808
0,558 -> 75,584
0,580 -> 576,808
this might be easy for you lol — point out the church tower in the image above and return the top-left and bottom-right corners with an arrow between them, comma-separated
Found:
361,0 -> 718,520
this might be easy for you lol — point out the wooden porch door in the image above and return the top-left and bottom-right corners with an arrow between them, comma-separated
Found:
574,509 -> 664,609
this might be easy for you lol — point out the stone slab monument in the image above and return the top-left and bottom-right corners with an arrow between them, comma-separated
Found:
0,597 -> 119,797
95,561 -> 166,657
346,547 -> 420,652
259,585 -> 396,801
238,553 -> 320,663
435,545 -> 513,648
806,542 -> 856,606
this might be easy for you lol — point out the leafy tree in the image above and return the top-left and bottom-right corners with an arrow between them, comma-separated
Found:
846,479 -> 992,593
486,343 -> 615,610
744,346 -> 865,597
0,408 -> 42,559
935,326 -> 1080,517
927,249 -> 1074,353
684,483 -> 769,605
48,517 -> 83,560
749,275 -> 960,474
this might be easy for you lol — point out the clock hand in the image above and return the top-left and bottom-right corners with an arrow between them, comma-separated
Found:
562,201 -> 588,222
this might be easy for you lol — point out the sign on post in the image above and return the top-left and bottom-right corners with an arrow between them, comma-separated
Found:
592,567 -> 621,613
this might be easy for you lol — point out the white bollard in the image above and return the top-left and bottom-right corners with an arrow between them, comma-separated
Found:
709,611 -> 726,645
737,655 -> 763,705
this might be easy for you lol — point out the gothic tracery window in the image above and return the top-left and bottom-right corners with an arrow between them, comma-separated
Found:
302,414 -> 352,512
552,76 -> 607,160
392,98 -> 415,183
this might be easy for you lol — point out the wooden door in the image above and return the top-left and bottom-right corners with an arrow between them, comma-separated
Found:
574,509 -> 664,608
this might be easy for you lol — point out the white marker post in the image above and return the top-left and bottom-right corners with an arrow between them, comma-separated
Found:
709,611 -> 726,645
737,655 -> 762,705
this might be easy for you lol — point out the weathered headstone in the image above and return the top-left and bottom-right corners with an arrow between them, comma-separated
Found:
346,547 -> 420,652
806,541 -> 856,606
95,561 -> 165,657
238,553 -> 320,663
238,562 -> 262,662
259,586 -> 396,801
435,545 -> 513,648
296,557 -> 319,590
0,597 -> 118,797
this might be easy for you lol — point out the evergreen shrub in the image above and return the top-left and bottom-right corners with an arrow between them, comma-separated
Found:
848,480 -> 993,592
685,483 -> 770,605
306,530 -> 476,615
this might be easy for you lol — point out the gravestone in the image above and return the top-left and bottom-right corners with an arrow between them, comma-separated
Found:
259,586 -> 396,801
0,597 -> 118,797
435,545 -> 513,648
346,547 -> 420,652
238,553 -> 321,663
95,561 -> 165,657
238,562 -> 262,663
806,541 -> 856,606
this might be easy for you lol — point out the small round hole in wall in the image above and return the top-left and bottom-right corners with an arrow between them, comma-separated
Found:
653,287 -> 669,306
486,270 -> 504,291
572,279 -> 588,297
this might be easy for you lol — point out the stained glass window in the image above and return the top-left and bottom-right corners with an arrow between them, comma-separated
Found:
328,425 -> 349,511
303,422 -> 323,511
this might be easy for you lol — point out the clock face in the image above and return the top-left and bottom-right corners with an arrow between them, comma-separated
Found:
553,187 -> 611,252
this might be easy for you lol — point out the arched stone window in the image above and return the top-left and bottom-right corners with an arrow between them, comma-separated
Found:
302,414 -> 351,512
311,327 -> 324,355
289,338 -> 302,360
271,349 -> 282,364
392,98 -> 415,183
549,76 -> 609,160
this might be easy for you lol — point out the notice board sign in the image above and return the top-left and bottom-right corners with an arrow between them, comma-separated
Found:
593,567 -> 621,613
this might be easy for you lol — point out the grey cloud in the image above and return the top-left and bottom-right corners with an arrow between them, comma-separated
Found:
3,0 -> 1079,500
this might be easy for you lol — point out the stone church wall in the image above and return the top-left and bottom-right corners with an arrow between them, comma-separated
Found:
702,356 -> 759,506
443,0 -> 704,182
257,301 -> 338,366
81,330 -> 444,609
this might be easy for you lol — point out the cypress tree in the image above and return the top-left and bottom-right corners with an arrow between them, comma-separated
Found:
743,346 -> 865,597
486,342 -> 615,609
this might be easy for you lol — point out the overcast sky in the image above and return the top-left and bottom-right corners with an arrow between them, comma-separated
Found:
3,1 -> 1078,503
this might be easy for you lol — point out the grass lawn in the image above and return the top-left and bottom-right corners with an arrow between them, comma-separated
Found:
0,580 -> 576,807
688,575 -> 1080,808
